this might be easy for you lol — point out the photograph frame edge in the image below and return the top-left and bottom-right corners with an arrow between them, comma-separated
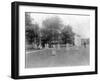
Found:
11,1 -> 98,79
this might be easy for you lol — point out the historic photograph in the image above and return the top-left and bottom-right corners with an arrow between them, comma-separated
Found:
11,2 -> 97,79
25,12 -> 90,68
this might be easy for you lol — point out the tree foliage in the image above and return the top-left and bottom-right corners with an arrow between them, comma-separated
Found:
42,16 -> 62,31
61,25 -> 75,44
25,13 -> 40,44
25,14 -> 75,48
42,16 -> 63,45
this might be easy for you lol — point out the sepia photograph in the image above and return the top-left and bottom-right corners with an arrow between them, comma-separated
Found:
25,12 -> 90,68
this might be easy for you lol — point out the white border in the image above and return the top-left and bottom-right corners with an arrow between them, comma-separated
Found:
19,5 -> 95,76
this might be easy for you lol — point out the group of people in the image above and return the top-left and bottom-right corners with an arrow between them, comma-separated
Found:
32,40 -> 87,50
32,43 -> 75,49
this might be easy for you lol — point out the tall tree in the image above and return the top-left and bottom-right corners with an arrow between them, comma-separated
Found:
25,13 -> 40,45
42,16 -> 63,46
61,25 -> 75,44
25,23 -> 40,44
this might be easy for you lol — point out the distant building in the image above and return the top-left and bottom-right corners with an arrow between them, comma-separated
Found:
81,38 -> 90,45
74,34 -> 81,46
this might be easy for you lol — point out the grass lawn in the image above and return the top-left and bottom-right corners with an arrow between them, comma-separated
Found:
25,45 -> 90,68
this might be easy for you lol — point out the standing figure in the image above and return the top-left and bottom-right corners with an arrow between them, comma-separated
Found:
52,44 -> 56,56
84,42 -> 86,48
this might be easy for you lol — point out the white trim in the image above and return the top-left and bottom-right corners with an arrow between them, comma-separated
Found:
19,5 -> 95,76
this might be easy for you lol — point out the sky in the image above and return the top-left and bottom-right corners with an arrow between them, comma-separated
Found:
28,12 -> 90,38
